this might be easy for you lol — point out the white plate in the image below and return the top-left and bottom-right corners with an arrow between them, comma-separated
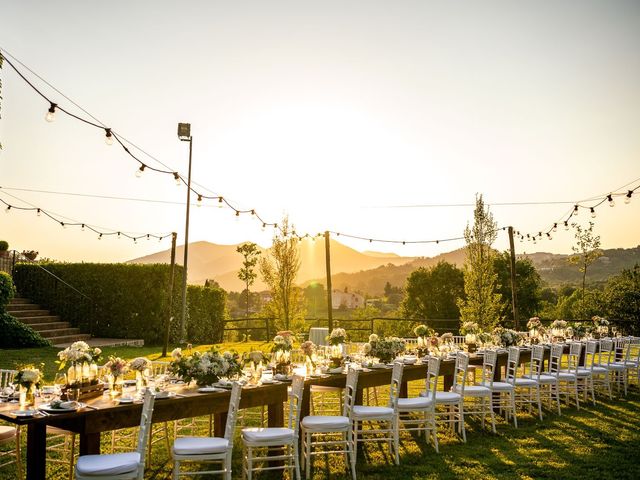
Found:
39,402 -> 80,413
155,391 -> 176,400
371,363 -> 387,369
118,397 -> 134,404
14,410 -> 38,417
198,387 -> 224,393
260,379 -> 276,384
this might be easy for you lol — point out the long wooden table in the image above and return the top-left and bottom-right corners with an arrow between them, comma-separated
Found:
0,346 -> 557,480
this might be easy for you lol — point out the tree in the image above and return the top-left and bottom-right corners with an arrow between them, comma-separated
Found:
604,264 -> 640,335
493,252 -> 542,326
259,217 -> 304,330
236,242 -> 261,317
401,261 -> 464,320
568,221 -> 602,319
303,282 -> 326,317
457,194 -> 503,330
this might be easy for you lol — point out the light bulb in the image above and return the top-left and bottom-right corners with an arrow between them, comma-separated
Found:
564,221 -> 569,231
136,165 -> 145,178
625,190 -> 632,204
174,172 -> 181,186
45,103 -> 56,122
98,233 -> 102,240
134,238 -> 137,244
261,223 -> 266,232
36,208 -> 41,217
81,224 -> 85,231
607,194 -> 615,207
5,206 -> 11,213
218,197 -> 224,208
105,128 -> 113,145
552,223 -> 557,232
235,211 -> 240,221
117,232 -> 121,240
573,205 -> 579,216
61,222 -> 66,229
146,234 -> 150,241
590,207 -> 596,218
197,195 -> 203,207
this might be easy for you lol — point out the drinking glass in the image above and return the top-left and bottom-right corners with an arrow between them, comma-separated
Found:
66,387 -> 80,403
54,373 -> 67,400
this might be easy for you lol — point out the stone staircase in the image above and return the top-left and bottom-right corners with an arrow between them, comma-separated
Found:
6,296 -> 144,348
7,297 -> 92,346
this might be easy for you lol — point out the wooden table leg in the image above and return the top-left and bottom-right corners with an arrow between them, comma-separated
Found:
26,422 -> 47,480
400,380 -> 409,398
443,373 -> 454,392
79,432 -> 101,456
214,412 -> 228,437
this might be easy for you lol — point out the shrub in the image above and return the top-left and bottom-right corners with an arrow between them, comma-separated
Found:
0,312 -> 51,348
12,263 -> 226,345
0,271 -> 16,310
0,240 -> 8,252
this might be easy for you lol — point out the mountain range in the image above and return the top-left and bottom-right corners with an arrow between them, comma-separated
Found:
128,240 -> 640,294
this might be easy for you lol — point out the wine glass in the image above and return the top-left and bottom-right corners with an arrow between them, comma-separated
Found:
54,373 -> 67,400
611,326 -> 618,337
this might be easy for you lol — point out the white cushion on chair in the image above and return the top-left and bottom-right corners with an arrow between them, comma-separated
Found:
352,405 -> 394,418
491,381 -> 514,391
575,368 -> 592,377
609,362 -> 627,371
0,425 -> 16,441
242,427 -> 294,443
173,436 -> 229,455
590,366 -> 609,374
514,377 -> 538,387
75,452 -> 140,476
301,415 -> 350,430
454,384 -> 491,397
526,374 -> 557,384
430,391 -> 461,403
557,372 -> 577,381
398,397 -> 433,409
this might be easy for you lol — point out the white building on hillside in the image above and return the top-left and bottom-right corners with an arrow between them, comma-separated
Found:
331,289 -> 364,309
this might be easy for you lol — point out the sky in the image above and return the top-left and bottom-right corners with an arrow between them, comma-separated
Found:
1,0 -> 639,264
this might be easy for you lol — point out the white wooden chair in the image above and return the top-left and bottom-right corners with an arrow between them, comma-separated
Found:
0,369 -> 22,479
514,346 -> 543,420
75,389 -> 155,479
485,347 -> 518,427
609,337 -> 631,395
352,361 -> 403,465
562,342 -> 594,406
622,337 -> 640,389
457,351 -> 496,433
172,382 -> 241,479
242,375 -> 304,480
398,356 -> 439,452
551,343 -> 580,409
301,368 -> 358,479
525,345 -> 561,415
582,340 -> 612,400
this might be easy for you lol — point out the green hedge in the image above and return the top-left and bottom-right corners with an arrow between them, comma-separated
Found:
13,263 -> 227,345
0,271 -> 16,309
180,285 -> 227,344
0,313 -> 51,348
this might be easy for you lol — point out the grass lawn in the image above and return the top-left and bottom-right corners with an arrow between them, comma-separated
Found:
1,344 -> 639,479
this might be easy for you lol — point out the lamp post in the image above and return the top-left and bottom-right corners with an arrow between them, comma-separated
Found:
177,123 -> 192,343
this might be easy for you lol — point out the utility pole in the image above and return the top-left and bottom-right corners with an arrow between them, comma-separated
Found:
162,232 -> 177,357
178,123 -> 193,343
324,231 -> 333,332
508,226 -> 519,330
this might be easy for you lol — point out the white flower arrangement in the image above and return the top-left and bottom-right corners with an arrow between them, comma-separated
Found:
527,317 -> 542,330
170,348 -> 242,386
15,367 -> 42,388
413,324 -> 433,337
129,357 -> 152,372
57,341 -> 102,368
364,336 -> 406,363
328,328 -> 347,346
459,321 -> 480,336
550,320 -> 568,330
592,316 -> 609,327
493,327 -> 520,347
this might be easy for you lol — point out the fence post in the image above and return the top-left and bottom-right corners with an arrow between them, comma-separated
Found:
370,318 -> 374,335
265,317 -> 271,341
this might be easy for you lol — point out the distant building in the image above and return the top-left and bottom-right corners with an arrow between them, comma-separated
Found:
331,289 -> 364,309
259,290 -> 272,303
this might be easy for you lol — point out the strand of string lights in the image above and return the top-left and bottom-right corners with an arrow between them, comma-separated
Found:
2,50 -> 638,248
0,191 -> 172,243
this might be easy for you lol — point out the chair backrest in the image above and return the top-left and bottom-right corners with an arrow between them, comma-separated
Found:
452,352 -> 469,393
342,367 -> 360,418
135,389 -> 156,471
481,350 -> 497,387
287,375 -> 305,436
505,347 -> 520,384
614,337 -> 630,362
223,382 -> 242,441
548,344 -> 564,375
424,356 -> 441,401
629,337 -> 640,364
387,361 -> 404,411
0,369 -> 17,389
566,342 -> 582,374
529,345 -> 545,379
598,339 -> 614,366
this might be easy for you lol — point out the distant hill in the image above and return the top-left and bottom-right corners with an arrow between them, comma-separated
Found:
127,239 -> 415,291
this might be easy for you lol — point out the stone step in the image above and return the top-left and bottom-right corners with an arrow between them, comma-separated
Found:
6,303 -> 41,311
10,309 -> 52,318
38,328 -> 84,339
50,334 -> 93,347
18,315 -> 62,325
29,322 -> 71,332
9,297 -> 32,305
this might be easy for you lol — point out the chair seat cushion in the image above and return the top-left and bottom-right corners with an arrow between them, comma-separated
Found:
514,377 -> 538,387
557,372 -> 577,381
423,391 -> 460,403
623,361 -> 638,367
242,427 -> 295,444
454,384 -> 491,397
301,415 -> 350,430
609,362 -> 627,371
352,405 -> 394,418
76,452 -> 140,476
173,436 -> 229,455
525,374 -> 557,384
0,425 -> 17,441
575,368 -> 593,377
491,381 -> 515,391
398,396 -> 433,410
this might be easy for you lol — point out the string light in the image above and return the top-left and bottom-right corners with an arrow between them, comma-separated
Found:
564,221 -> 569,231
552,223 -> 558,232
104,128 -> 113,146
625,190 -> 633,204
173,172 -> 181,186
36,208 -> 41,217
45,102 -> 56,122
135,164 -> 146,178
607,194 -> 615,207
573,205 -> 579,216
197,194 -> 203,207
5,205 -> 10,213
590,207 -> 596,218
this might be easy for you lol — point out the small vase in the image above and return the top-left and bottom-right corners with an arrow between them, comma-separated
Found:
110,376 -> 123,397
19,384 -> 36,408
305,357 -> 315,376
135,370 -> 149,392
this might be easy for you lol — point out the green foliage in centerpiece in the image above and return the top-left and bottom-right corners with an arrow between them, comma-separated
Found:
364,334 -> 406,363
169,347 -> 242,386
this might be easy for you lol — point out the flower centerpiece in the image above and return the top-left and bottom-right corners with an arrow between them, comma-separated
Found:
130,357 -> 152,392
460,321 -> 481,352
300,340 -> 316,375
169,347 -> 242,386
14,366 -> 42,408
327,327 -> 347,369
243,350 -> 267,384
104,356 -> 129,397
272,331 -> 294,376
592,316 -> 609,337
365,335 -> 406,364
57,341 -> 102,387
493,327 -> 520,347
413,324 -> 434,356
550,320 -> 568,338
